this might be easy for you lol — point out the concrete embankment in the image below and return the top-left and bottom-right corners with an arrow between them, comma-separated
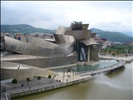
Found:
3,76 -> 92,100
99,55 -> 133,63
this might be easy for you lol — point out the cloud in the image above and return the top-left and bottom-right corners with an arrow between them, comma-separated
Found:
1,1 -> 132,32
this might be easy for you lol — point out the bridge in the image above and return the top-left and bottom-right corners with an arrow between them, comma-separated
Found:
77,60 -> 125,76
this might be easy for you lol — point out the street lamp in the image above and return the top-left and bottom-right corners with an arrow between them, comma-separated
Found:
62,68 -> 66,82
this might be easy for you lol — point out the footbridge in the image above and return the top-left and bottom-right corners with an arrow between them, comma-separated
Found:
77,60 -> 125,76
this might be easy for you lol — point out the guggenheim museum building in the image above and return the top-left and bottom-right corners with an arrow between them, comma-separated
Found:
1,22 -> 100,80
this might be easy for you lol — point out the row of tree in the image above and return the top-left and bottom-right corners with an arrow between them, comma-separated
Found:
12,75 -> 52,87
101,44 -> 133,56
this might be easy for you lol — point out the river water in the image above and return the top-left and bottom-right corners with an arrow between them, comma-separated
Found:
13,61 -> 133,100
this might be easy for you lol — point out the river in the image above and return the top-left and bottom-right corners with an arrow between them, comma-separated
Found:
13,61 -> 133,100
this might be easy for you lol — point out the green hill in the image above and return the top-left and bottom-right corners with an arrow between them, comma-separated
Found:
1,24 -> 132,43
1,24 -> 55,34
91,28 -> 133,43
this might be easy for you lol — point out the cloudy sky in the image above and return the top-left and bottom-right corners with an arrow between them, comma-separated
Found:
1,1 -> 132,33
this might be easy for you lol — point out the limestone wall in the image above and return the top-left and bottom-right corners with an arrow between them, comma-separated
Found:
90,45 -> 99,61
1,67 -> 34,81
1,62 -> 51,81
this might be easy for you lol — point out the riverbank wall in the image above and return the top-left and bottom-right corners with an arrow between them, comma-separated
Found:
4,76 -> 92,100
99,55 -> 133,63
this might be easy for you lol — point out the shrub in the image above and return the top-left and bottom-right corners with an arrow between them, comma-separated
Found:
48,75 -> 51,79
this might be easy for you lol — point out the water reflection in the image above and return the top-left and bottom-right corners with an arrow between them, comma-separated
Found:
94,73 -> 132,90
106,66 -> 125,77
53,60 -> 118,73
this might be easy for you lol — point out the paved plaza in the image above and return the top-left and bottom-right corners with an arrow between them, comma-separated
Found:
1,71 -> 91,100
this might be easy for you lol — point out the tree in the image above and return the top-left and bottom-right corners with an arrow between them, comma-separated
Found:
112,52 -> 115,57
108,49 -> 111,54
48,75 -> 52,83
48,75 -> 51,79
37,76 -> 41,84
12,78 -> 18,87
26,78 -> 30,86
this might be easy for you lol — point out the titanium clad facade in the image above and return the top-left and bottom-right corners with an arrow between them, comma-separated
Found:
4,36 -> 53,56
2,21 -> 99,69
4,52 -> 77,68
65,30 -> 91,40
56,26 -> 71,34
1,22 -> 100,81
26,34 -> 57,49
54,34 -> 75,44
3,36 -> 75,57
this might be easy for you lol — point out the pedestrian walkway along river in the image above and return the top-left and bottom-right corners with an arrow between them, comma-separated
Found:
1,60 -> 126,100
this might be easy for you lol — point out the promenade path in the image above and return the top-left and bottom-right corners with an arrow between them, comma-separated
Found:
1,71 -> 91,100
1,60 -> 125,100
99,55 -> 133,63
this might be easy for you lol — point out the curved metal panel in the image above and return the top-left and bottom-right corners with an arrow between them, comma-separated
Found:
90,33 -> 96,38
65,30 -> 91,40
54,34 -> 75,44
3,52 -> 77,68
56,26 -> 71,34
80,39 -> 98,46
82,24 -> 89,30
3,36 -> 75,56
26,35 -> 57,49
4,36 -> 52,56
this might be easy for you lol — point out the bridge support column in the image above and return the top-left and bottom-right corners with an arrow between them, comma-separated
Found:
87,46 -> 90,62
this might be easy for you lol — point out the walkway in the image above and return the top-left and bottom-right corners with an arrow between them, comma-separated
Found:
77,60 -> 125,76
1,73 -> 92,100
1,60 -> 125,100
99,55 -> 133,63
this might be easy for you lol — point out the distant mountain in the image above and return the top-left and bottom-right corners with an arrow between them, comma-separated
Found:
90,28 -> 104,33
1,24 -> 133,43
1,24 -> 56,34
91,28 -> 133,43
123,32 -> 133,37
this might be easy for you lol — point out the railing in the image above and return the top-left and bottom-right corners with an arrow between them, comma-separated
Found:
77,60 -> 125,76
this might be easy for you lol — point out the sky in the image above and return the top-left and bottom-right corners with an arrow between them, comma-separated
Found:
1,1 -> 133,33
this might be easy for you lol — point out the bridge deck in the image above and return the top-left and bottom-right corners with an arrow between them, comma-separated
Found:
77,60 -> 125,76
